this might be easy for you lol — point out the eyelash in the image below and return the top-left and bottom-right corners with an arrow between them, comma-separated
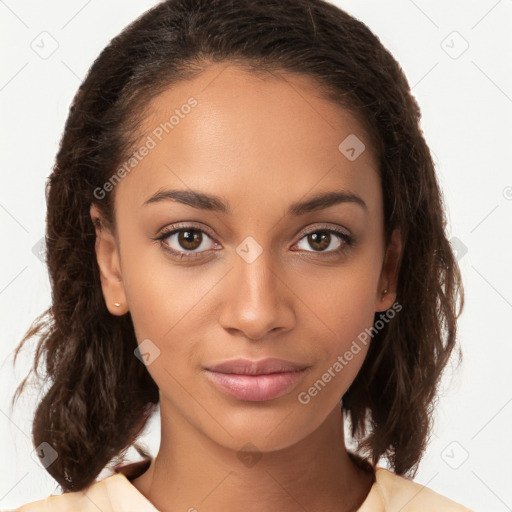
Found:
154,224 -> 354,260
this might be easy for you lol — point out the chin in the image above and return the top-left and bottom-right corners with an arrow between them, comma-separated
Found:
202,400 -> 332,454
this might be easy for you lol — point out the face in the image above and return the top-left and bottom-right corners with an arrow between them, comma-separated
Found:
91,63 -> 401,453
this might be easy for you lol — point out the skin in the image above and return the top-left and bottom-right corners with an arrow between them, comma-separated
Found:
91,63 -> 402,512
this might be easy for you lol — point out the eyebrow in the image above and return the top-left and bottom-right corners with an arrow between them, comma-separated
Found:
143,188 -> 367,215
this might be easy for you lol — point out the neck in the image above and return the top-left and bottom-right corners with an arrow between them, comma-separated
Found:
132,405 -> 374,512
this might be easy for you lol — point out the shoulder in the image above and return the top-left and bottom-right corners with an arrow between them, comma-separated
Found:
14,478 -> 112,512
373,467 -> 475,511
13,472 -> 157,512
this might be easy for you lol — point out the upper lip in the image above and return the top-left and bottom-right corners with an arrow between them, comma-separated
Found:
205,358 -> 308,375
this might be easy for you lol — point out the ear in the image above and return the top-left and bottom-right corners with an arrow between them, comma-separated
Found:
90,204 -> 128,315
375,228 -> 403,312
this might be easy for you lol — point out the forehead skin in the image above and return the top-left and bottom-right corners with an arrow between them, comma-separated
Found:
114,64 -> 383,251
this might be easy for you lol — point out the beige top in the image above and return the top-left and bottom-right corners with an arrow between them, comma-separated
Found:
12,459 -> 475,512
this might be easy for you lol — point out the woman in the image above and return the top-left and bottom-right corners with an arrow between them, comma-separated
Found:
12,0 -> 472,510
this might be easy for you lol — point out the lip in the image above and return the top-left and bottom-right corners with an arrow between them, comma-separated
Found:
204,358 -> 309,402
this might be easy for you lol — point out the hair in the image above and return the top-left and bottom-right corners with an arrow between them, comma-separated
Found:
12,0 -> 463,492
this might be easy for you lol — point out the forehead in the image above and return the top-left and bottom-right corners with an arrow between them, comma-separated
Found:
115,63 -> 381,217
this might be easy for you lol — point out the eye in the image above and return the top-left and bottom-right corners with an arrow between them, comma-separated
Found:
294,227 -> 353,254
155,225 -> 219,259
155,224 -> 354,261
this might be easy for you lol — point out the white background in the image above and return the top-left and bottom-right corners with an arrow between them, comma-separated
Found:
1,1 -> 511,510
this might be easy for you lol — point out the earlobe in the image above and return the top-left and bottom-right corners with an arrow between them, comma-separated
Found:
90,204 -> 128,315
376,228 -> 403,312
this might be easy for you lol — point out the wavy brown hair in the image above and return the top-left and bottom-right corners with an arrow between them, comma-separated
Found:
12,0 -> 463,492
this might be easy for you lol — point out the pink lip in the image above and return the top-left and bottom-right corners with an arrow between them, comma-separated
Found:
204,358 -> 309,402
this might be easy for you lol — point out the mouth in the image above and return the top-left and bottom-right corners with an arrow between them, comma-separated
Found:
204,358 -> 310,402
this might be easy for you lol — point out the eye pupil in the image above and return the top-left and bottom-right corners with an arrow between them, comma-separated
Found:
179,230 -> 202,250
309,231 -> 330,251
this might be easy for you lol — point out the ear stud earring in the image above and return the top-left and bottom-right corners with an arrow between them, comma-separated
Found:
114,302 -> 121,307
382,289 -> 388,296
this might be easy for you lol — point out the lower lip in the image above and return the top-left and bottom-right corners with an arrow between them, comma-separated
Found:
204,369 -> 307,401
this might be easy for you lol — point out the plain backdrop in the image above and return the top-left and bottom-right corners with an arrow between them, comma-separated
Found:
1,1 -> 511,510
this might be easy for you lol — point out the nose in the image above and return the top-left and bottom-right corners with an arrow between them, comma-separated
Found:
218,243 -> 295,341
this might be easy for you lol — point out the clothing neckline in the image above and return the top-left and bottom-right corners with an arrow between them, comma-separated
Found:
110,457 -> 384,511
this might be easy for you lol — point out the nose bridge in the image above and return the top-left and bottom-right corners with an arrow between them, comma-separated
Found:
237,235 -> 277,301
219,234 -> 293,340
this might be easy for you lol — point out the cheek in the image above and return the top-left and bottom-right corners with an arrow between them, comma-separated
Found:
291,254 -> 383,398
298,255 -> 382,338
294,296 -> 374,414
118,237 -> 224,386
117,232 -> 180,340
122,255 -> 211,342
303,277 -> 375,361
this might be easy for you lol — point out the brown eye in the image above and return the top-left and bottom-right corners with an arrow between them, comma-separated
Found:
177,230 -> 203,250
158,226 -> 218,256
307,232 -> 332,251
296,229 -> 349,253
